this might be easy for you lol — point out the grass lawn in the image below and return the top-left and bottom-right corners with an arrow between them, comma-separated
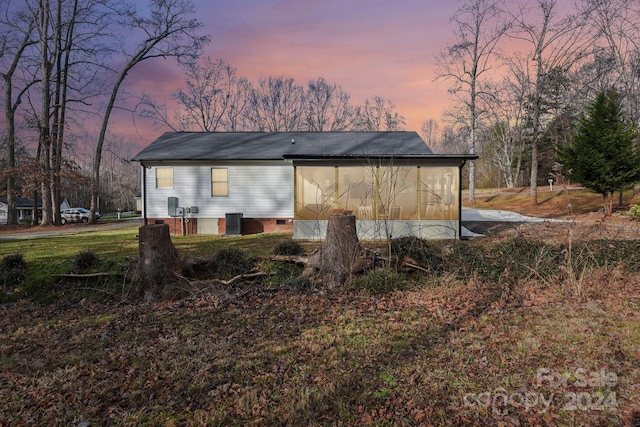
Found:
1,187 -> 640,425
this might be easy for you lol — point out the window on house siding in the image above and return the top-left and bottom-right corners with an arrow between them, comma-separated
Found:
156,168 -> 173,188
211,168 -> 228,196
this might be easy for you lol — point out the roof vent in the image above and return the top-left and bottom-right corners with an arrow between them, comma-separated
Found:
291,139 -> 295,144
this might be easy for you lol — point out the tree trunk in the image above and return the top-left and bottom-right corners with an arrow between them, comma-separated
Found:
468,98 -> 476,204
4,76 -> 17,225
130,224 -> 182,301
603,192 -> 614,217
38,0 -> 53,226
530,138 -> 539,204
303,213 -> 359,289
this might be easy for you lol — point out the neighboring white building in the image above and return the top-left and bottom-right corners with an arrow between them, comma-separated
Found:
132,132 -> 477,239
0,198 -> 70,224
0,198 -> 37,224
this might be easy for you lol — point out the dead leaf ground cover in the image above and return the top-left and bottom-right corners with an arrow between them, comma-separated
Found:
1,187 -> 640,425
1,273 -> 639,426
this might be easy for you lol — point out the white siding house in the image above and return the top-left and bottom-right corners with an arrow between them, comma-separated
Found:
0,198 -> 70,224
143,162 -> 293,218
132,132 -> 477,239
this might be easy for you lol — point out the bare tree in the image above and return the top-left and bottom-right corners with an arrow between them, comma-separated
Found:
435,0 -> 510,203
174,57 -> 229,131
141,57 -> 250,132
304,77 -> 356,131
98,133 -> 139,212
143,71 -> 359,133
34,0 -> 54,225
21,0 -> 114,225
354,95 -> 406,131
581,0 -> 640,122
419,118 -> 441,151
507,0 -> 594,203
0,0 -> 36,225
223,74 -> 252,132
50,0 -> 83,225
244,75 -> 305,131
89,0 -> 208,223
439,125 -> 470,156
483,56 -> 534,188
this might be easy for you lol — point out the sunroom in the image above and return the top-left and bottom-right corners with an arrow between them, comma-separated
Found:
290,156 -> 467,240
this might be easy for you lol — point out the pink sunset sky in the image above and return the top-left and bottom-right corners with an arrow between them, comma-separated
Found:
123,0 -> 460,145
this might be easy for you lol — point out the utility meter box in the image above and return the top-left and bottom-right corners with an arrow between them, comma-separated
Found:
190,206 -> 199,214
168,197 -> 179,216
176,207 -> 184,216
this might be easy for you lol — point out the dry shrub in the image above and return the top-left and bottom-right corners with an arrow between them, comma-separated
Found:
210,247 -> 254,280
72,250 -> 99,274
272,239 -> 305,256
350,269 -> 408,295
390,236 -> 444,272
1,253 -> 27,296
450,237 -> 562,287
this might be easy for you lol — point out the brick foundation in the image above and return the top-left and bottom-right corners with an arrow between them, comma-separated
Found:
145,217 -> 198,236
220,217 -> 293,235
145,217 -> 293,236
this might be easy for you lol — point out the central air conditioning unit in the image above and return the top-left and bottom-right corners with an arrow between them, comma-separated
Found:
225,213 -> 243,235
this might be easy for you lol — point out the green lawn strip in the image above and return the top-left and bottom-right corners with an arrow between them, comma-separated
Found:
0,231 -> 300,302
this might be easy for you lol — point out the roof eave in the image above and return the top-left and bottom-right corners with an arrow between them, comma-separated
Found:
282,154 -> 478,161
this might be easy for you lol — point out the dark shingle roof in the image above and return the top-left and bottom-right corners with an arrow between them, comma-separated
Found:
131,131 -> 435,162
0,197 -> 42,208
20,197 -> 40,208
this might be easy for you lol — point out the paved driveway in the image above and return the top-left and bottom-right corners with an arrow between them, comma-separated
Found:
461,208 -> 562,238
0,219 -> 142,240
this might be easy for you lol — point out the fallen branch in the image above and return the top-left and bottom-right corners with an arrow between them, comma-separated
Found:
401,262 -> 430,273
52,272 -> 114,278
257,253 -> 313,265
197,272 -> 271,287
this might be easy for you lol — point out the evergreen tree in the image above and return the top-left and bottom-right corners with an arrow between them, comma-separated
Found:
559,90 -> 640,216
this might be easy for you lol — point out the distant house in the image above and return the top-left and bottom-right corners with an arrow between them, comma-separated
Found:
0,197 -> 42,224
0,197 -> 71,224
131,132 -> 477,239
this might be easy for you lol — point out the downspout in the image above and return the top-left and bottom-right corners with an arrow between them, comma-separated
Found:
293,164 -> 297,220
458,159 -> 466,239
141,162 -> 148,226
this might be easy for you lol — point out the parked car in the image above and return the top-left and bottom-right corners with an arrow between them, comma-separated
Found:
60,208 -> 99,224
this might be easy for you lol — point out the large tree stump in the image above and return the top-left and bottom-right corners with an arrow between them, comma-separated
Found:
130,224 -> 182,301
304,213 -> 360,289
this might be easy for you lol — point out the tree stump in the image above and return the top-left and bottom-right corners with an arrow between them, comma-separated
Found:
304,213 -> 360,289
130,224 -> 182,301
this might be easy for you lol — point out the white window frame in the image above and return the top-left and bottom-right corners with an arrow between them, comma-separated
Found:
156,167 -> 173,189
211,168 -> 228,197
